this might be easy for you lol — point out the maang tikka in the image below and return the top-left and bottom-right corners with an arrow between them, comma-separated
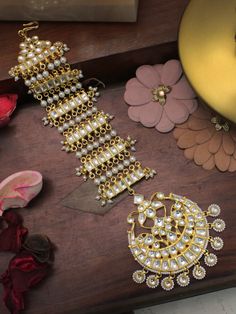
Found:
9,22 -> 226,291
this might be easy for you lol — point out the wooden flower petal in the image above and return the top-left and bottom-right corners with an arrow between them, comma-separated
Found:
124,85 -> 152,106
177,130 -> 197,148
184,146 -> 196,160
175,121 -> 189,129
229,129 -> 236,143
161,60 -> 182,86
125,77 -> 143,89
194,142 -> 212,165
155,111 -> 175,133
172,76 -> 196,100
214,145 -> 231,172
181,99 -> 198,114
128,106 -> 140,122
173,127 -> 186,139
192,107 -> 211,120
153,64 -> 164,76
202,155 -> 215,170
228,157 -> 236,172
188,116 -> 210,130
139,102 -> 163,127
208,132 -> 222,153
164,98 -> 189,124
195,128 -> 214,144
222,133 -> 235,155
136,65 -> 161,89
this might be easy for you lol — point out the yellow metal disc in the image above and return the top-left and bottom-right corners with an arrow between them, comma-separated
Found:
179,0 -> 236,122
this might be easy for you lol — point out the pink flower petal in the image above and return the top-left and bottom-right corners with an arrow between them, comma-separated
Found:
139,102 -> 163,127
128,106 -> 141,122
172,76 -> 196,100
181,99 -> 198,114
155,111 -> 175,133
164,98 -> 189,124
125,77 -> 143,89
153,64 -> 164,76
161,60 -> 182,86
124,85 -> 151,106
136,65 -> 161,89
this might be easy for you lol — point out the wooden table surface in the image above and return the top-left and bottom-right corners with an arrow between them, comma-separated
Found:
1,1 -> 236,314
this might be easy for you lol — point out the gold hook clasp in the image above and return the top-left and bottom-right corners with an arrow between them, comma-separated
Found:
18,21 -> 39,40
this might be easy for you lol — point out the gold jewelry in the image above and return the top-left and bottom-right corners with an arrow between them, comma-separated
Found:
9,22 -> 156,206
128,192 -> 225,289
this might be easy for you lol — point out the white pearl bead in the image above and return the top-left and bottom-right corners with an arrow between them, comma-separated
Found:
64,88 -> 70,95
47,63 -> 54,70
25,80 -> 31,86
59,92 -> 65,98
27,52 -> 35,58
75,116 -> 81,123
47,97 -> 53,104
106,171 -> 112,177
58,127 -> 64,133
76,83 -> 82,89
19,42 -> 26,49
54,60 -> 60,67
43,70 -> 49,77
110,129 -> 117,137
69,120 -> 75,126
37,73 -> 43,80
70,86 -> 76,92
118,164 -> 124,171
53,94 -> 59,101
63,123 -> 69,129
32,57 -> 38,64
87,144 -> 93,151
30,76 -> 36,83
81,148 -> 87,155
20,49 -> 27,55
99,137 -> 105,144
86,110 -> 92,116
92,107 -> 97,112
112,167 -> 118,174
32,35 -> 39,41
50,46 -> 56,52
123,160 -> 130,166
26,60 -> 32,67
76,151 -> 82,158
93,141 -> 99,148
41,100 -> 47,107
60,56 -> 66,63
105,134 -> 111,141
100,175 -> 106,183
17,55 -> 25,63
35,47 -> 42,54
130,156 -> 136,163
45,40 -> 51,47
81,113 -> 86,119
94,178 -> 100,185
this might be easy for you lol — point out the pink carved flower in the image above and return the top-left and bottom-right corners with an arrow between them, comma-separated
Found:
0,94 -> 18,128
124,60 -> 198,132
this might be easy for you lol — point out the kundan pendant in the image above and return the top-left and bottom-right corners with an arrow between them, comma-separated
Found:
127,192 -> 225,290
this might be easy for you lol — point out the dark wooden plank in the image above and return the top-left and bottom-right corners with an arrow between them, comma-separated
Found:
0,83 -> 235,314
0,0 -> 188,82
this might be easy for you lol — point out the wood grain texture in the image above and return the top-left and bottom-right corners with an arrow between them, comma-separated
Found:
0,84 -> 236,314
0,0 -> 188,82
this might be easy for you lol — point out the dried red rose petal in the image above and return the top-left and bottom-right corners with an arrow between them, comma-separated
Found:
0,94 -> 18,127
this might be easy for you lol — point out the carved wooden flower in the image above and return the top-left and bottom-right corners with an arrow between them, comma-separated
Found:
173,106 -> 236,172
124,60 -> 198,132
